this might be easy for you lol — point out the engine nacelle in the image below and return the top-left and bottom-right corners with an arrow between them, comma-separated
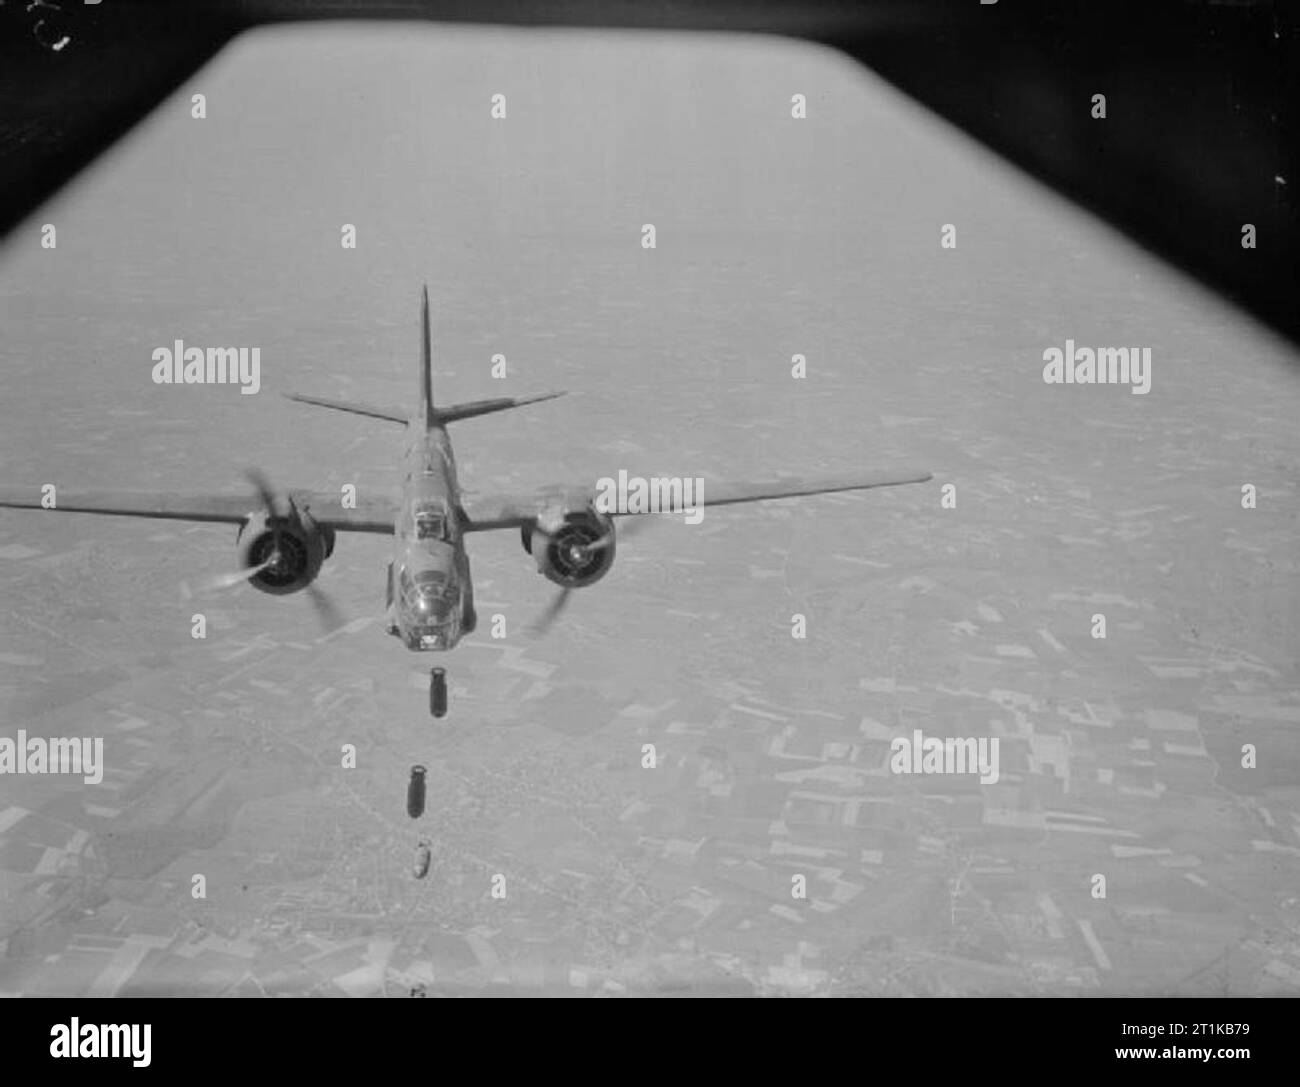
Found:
236,507 -> 329,595
527,507 -> 615,589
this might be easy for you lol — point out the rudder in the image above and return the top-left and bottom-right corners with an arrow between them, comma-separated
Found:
420,284 -> 434,426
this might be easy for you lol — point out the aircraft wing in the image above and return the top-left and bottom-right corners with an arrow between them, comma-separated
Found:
0,488 -> 399,535
460,469 -> 932,532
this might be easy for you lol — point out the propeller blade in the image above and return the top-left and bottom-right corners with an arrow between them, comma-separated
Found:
524,515 -> 662,635
528,587 -> 572,637
244,468 -> 275,508
244,467 -> 343,632
245,467 -> 286,553
531,513 -> 643,555
199,556 -> 276,592
574,513 -> 657,553
307,581 -> 348,633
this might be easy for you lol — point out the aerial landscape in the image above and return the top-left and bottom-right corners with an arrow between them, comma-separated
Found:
1,23 -> 1298,997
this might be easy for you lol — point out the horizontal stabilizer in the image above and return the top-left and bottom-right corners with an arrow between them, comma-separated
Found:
434,390 -> 566,424
283,392 -> 408,425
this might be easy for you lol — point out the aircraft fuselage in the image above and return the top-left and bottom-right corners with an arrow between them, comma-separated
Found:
385,418 -> 476,651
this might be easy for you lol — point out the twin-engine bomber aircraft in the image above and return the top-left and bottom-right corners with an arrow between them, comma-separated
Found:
0,286 -> 931,712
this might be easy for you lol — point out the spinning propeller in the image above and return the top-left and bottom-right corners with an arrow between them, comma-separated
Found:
526,513 -> 654,637
188,469 -> 346,633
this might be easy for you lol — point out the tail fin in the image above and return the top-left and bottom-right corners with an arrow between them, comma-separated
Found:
289,284 -> 567,430
420,283 -> 567,427
420,284 -> 434,427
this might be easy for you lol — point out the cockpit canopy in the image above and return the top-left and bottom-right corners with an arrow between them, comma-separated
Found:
399,566 -> 453,607
412,499 -> 452,543
395,563 -> 460,649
